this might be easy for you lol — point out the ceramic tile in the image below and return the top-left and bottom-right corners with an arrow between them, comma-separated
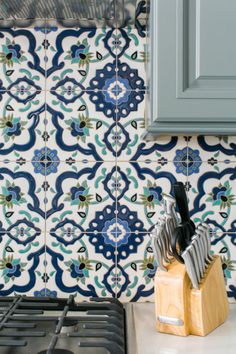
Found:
116,162 -> 188,233
45,91 -> 118,161
45,232 -> 115,299
0,91 -> 46,161
115,232 -> 155,302
210,233 -> 236,303
0,20 -> 235,302
115,91 -> 189,162
188,135 -> 236,163
45,162 -> 117,233
0,28 -> 46,91
116,28 -> 148,89
45,27 -> 118,91
0,162 -> 46,232
0,233 -> 45,296
188,162 -> 236,234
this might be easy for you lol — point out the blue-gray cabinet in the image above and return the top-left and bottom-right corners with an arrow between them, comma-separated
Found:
145,0 -> 236,138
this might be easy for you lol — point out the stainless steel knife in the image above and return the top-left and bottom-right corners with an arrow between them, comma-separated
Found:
150,232 -> 167,272
195,228 -> 211,267
182,246 -> 199,289
198,223 -> 213,263
192,235 -> 205,278
187,242 -> 201,284
155,223 -> 170,264
159,217 -> 173,259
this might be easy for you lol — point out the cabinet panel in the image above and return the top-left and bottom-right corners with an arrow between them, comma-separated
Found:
145,0 -> 236,137
197,0 -> 236,77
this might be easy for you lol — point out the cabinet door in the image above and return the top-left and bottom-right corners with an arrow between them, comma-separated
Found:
146,0 -> 236,137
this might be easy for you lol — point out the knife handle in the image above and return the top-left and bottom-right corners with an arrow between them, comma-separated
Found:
173,182 -> 195,232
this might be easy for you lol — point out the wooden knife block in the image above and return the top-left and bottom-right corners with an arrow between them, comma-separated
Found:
154,255 -> 229,336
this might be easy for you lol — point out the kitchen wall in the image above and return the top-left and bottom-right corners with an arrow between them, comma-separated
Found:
0,14 -> 235,302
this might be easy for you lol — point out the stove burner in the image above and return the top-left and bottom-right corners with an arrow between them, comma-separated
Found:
0,296 -> 126,354
38,350 -> 74,354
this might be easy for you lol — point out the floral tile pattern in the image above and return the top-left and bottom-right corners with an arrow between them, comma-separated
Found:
0,233 -> 45,296
0,21 -> 235,303
45,92 -> 117,161
0,91 -> 46,161
45,162 -> 116,233
0,162 -> 46,232
0,28 -> 46,90
188,162 -> 236,234
44,232 -> 115,300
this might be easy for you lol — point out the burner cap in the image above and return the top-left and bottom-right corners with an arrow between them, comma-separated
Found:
38,350 -> 74,354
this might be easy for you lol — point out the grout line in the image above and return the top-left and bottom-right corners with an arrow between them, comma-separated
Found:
0,159 -> 231,163
186,137 -> 190,195
0,231 -> 233,235
1,88 -> 147,93
43,20 -> 48,295
114,18 -> 119,299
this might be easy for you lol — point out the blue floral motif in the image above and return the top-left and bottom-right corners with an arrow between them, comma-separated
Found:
65,38 -> 93,67
0,181 -> 24,208
65,256 -> 92,281
71,43 -> 86,59
0,40 -> 24,67
88,203 -> 145,261
69,115 -> 92,140
0,256 -> 25,282
103,76 -> 131,104
0,114 -> 23,141
32,148 -> 60,176
209,181 -> 235,209
34,288 -> 57,297
65,180 -> 93,209
141,183 -> 163,208
102,218 -> 131,247
7,186 -> 21,202
187,148 -> 202,175
7,44 -> 21,59
174,147 -> 202,176
88,61 -> 145,119
212,186 -> 227,201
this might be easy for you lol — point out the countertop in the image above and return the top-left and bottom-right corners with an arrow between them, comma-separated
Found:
131,303 -> 236,354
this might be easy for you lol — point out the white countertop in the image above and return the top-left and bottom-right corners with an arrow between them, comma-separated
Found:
131,303 -> 236,354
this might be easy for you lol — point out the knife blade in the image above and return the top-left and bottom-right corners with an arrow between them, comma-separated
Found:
158,216 -> 173,259
191,235 -> 205,278
182,246 -> 199,289
187,242 -> 201,284
198,223 -> 213,263
195,228 -> 211,267
155,223 -> 170,264
150,232 -> 167,272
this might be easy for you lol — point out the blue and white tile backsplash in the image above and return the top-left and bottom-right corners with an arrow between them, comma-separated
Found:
0,23 -> 235,302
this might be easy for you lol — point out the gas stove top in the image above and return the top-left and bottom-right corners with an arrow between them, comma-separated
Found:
0,295 -> 132,354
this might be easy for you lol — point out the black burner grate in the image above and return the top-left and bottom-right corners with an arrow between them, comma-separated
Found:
0,295 -> 126,354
